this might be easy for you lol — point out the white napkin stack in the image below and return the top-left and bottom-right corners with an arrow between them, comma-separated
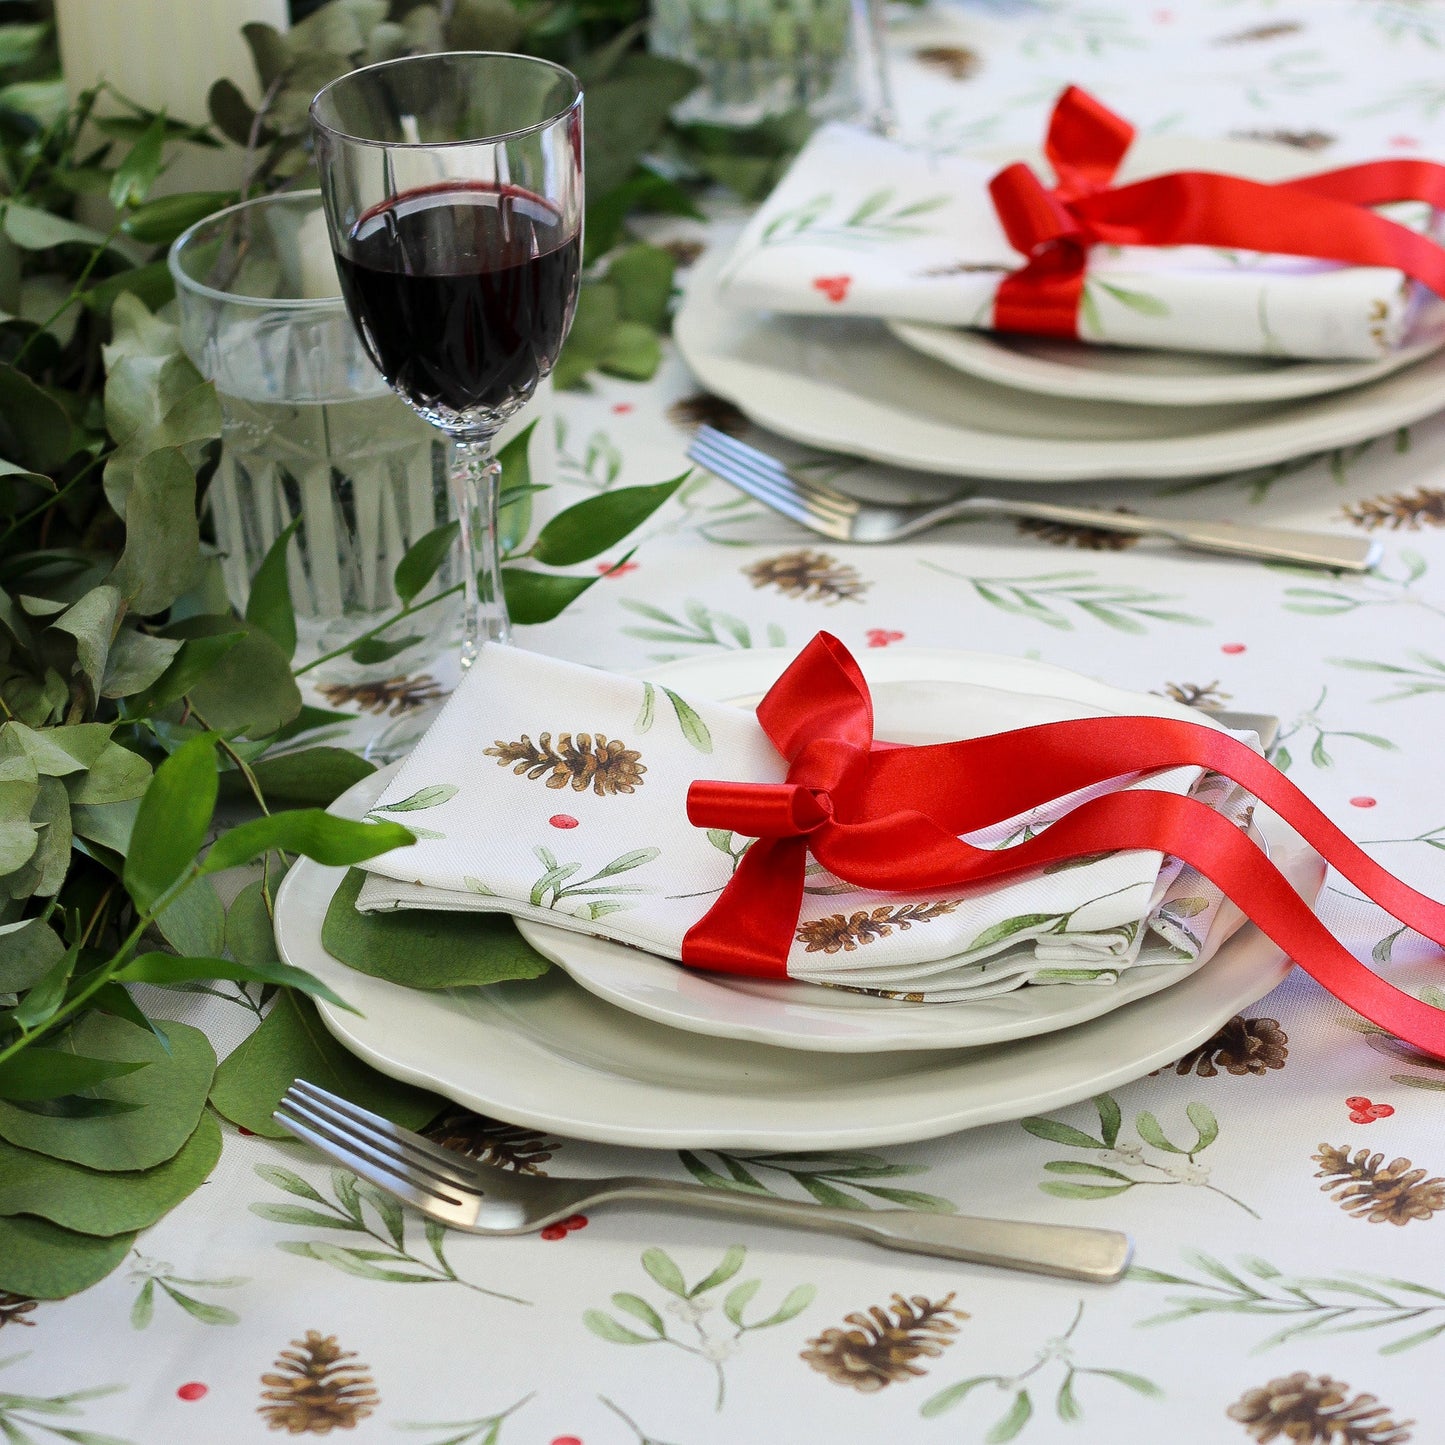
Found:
353,646 -> 1255,1002
718,123 -> 1444,362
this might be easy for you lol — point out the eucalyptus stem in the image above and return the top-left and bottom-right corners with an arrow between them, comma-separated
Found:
291,579 -> 465,678
0,863 -> 202,1065
14,222 -> 126,368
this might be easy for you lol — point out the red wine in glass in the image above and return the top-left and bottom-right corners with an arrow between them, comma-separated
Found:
335,181 -> 581,427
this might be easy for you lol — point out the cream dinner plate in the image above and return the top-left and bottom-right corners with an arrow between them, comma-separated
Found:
274,650 -> 1324,1150
885,321 -> 1445,409
515,649 -> 1271,1052
675,137 -> 1445,481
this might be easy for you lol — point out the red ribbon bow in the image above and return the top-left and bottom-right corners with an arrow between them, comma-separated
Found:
681,633 -> 1445,1060
989,86 -> 1445,338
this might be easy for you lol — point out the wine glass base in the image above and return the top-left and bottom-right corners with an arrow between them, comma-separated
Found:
360,703 -> 448,764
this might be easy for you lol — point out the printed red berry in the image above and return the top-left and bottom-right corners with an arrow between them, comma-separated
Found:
177,1383 -> 208,1402
865,629 -> 905,648
812,275 -> 852,304
1350,797 -> 1377,809
1346,1096 -> 1394,1123
1220,643 -> 1246,655
611,402 -> 634,414
562,1214 -> 588,1231
551,1437 -> 583,1445
596,559 -> 639,578
1372,1103 -> 1395,1118
549,815 -> 579,829
237,1127 -> 254,1136
1345,1096 -> 1370,1110
540,1224 -> 568,1240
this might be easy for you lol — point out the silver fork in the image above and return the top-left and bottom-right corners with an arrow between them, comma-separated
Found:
688,425 -> 1379,572
274,1079 -> 1132,1283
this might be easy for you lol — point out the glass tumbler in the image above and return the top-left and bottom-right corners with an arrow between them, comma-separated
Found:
168,191 -> 459,681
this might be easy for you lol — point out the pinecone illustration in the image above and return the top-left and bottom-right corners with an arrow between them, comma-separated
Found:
483,732 -> 646,796
426,1107 -> 558,1174
744,550 -> 869,604
1160,679 -> 1232,710
258,1331 -> 379,1435
1313,1145 -> 1445,1225
912,45 -> 982,80
0,1292 -> 37,1328
1159,1015 -> 1288,1077
317,674 -> 447,717
1227,1372 -> 1413,1444
802,1292 -> 967,1391
797,901 -> 959,955
667,391 -> 748,436
1229,127 -> 1336,151
1016,509 -> 1139,551
1343,488 -> 1445,531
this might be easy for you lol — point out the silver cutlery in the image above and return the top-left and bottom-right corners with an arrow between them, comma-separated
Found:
274,1079 -> 1132,1283
688,425 -> 1380,572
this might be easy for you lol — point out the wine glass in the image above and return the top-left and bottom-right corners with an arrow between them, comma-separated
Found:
310,53 -> 583,687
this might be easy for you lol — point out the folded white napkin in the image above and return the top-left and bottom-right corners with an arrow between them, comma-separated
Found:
353,645 -> 1255,1001
718,123 -> 1444,361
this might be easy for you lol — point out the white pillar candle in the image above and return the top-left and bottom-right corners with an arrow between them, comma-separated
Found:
55,0 -> 289,194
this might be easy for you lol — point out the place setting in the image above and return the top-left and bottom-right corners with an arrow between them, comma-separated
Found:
9,2 -> 1445,1439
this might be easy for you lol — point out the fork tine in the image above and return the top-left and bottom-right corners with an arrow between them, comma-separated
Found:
273,1101 -> 468,1212
690,450 -> 842,537
283,1081 -> 483,1194
690,435 -> 857,527
696,427 -> 862,514
688,438 -> 853,541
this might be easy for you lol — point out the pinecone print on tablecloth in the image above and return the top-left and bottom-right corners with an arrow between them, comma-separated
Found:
1343,488 -> 1445,531
1227,1372 -> 1412,1444
1313,1145 -> 1445,1225
912,45 -> 982,80
802,1291 -> 967,1392
1016,509 -> 1139,551
1159,1015 -> 1288,1077
426,1107 -> 558,1174
1160,679 -> 1232,710
667,391 -> 748,436
0,1293 -> 37,1328
1230,127 -> 1336,152
744,550 -> 869,604
258,1331 -> 378,1435
317,674 -> 447,717
483,733 -> 646,796
797,901 -> 959,955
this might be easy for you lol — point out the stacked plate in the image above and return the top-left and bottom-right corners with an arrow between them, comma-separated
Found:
674,137 -> 1445,484
274,649 -> 1326,1150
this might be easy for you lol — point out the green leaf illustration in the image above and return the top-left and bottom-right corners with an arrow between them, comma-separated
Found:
663,688 -> 713,753
1021,1117 -> 1105,1149
371,785 -> 458,813
641,1247 -> 687,1297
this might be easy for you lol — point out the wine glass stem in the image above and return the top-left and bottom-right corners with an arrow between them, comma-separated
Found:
450,433 -> 511,669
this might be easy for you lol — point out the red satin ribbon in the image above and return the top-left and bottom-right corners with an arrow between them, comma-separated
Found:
680,633 -> 1445,1059
990,86 -> 1445,338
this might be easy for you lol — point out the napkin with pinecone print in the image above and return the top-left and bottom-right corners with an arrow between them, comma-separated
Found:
353,645 -> 1255,1001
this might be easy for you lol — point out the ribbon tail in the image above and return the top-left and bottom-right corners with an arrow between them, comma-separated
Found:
1003,792 -> 1445,1061
681,837 -> 807,977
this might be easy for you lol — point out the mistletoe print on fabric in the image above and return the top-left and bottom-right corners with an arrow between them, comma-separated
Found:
585,1247 -> 815,1411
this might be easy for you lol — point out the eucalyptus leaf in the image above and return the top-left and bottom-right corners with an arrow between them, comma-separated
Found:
394,521 -> 459,605
125,627 -> 245,716
100,628 -> 180,699
208,990 -> 442,1139
48,585 -> 122,702
0,363 -> 79,473
224,876 -> 282,972
153,874 -> 226,958
162,617 -> 301,737
0,1015 -> 215,1171
0,1213 -> 134,1298
123,731 -> 217,914
246,748 -> 375,806
607,244 -> 676,330
109,114 -> 168,209
109,447 -> 203,615
0,1110 -> 221,1235
66,739 -> 151,806
203,810 -> 413,875
246,517 -> 300,660
10,775 -> 71,899
323,869 -> 550,989
114,951 -> 357,1014
0,916 -> 64,993
529,476 -> 685,566
0,1049 -> 147,1102
501,565 -> 603,625
2,201 -> 112,252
